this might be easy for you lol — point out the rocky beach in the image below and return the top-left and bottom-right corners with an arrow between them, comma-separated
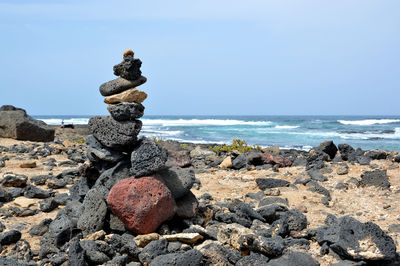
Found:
0,51 -> 399,266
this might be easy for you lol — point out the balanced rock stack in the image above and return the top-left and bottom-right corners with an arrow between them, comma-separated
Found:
84,50 -> 197,235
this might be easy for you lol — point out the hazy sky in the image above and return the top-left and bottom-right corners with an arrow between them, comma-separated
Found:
1,0 -> 399,115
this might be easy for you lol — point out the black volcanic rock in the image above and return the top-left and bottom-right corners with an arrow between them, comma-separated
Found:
107,102 -> 144,121
99,76 -> 147,96
88,116 -> 142,151
113,54 -> 142,81
130,138 -> 167,177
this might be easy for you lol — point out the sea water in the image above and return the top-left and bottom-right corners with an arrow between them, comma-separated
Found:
34,115 -> 400,151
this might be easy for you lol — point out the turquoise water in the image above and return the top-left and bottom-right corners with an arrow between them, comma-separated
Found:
34,115 -> 400,151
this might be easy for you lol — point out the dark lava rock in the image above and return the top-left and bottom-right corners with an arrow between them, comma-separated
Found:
80,240 -> 112,264
307,181 -> 331,201
158,167 -> 196,199
1,173 -> 28,187
130,138 -> 167,177
54,193 -> 70,206
176,191 -> 199,218
24,185 -> 51,199
109,233 -> 139,258
29,218 -> 52,236
256,178 -> 290,189
360,169 -> 390,188
113,53 -> 142,81
332,261 -> 367,266
258,197 -> 289,208
108,102 -> 144,121
7,239 -> 33,263
316,215 -> 396,261
236,252 -> 269,265
266,251 -> 319,266
88,116 -> 142,151
318,141 -> 338,160
365,150 -> 387,160
48,213 -> 74,248
0,186 -> 12,202
229,200 -> 266,222
86,134 -> 125,163
31,174 -> 51,186
138,238 -> 169,265
357,156 -> 371,165
200,242 -> 242,265
39,198 -> 59,212
280,210 -> 308,231
77,188 -> 108,236
394,155 -> 400,163
232,153 -> 248,170
240,235 -> 285,257
0,106 -> 55,142
99,76 -> 147,96
307,169 -> 328,182
68,238 -> 86,266
257,204 -> 289,224
0,230 -> 21,245
150,249 -> 203,266
338,144 -> 356,161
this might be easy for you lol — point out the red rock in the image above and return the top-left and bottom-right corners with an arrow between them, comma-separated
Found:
260,152 -> 292,167
107,176 -> 176,234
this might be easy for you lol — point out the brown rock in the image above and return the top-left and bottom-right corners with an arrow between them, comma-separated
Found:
134,233 -> 160,247
218,156 -> 232,168
85,230 -> 106,241
123,49 -> 134,56
19,161 -> 37,168
104,88 -> 147,104
163,233 -> 203,244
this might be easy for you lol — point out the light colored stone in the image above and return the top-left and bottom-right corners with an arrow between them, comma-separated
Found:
189,146 -> 215,158
163,233 -> 203,244
19,161 -> 37,168
217,223 -> 253,250
219,157 -> 232,168
262,146 -> 280,156
104,88 -> 147,104
13,197 -> 38,209
134,233 -> 160,247
85,230 -> 106,241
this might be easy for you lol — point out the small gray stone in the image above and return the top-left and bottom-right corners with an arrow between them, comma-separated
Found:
158,167 -> 196,199
86,134 -> 125,163
360,169 -> 390,188
77,189 -> 107,236
99,76 -> 147,96
108,102 -> 145,121
130,138 -> 167,177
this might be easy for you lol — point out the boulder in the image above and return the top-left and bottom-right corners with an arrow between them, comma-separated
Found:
338,144 -> 356,161
104,88 -> 147,104
99,76 -> 147,96
316,216 -> 396,261
256,178 -> 290,189
130,138 -> 167,177
113,53 -> 142,81
138,238 -> 168,265
107,176 -> 176,234
318,141 -> 338,160
0,106 -> 55,142
88,116 -> 142,151
158,167 -> 196,199
360,169 -> 390,189
107,102 -> 144,121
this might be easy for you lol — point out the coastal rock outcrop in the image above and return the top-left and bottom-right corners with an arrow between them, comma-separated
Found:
0,105 -> 54,142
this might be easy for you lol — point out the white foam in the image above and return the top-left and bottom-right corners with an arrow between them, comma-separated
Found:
141,130 -> 182,136
39,118 -> 89,125
274,125 -> 300,129
142,119 -> 272,127
338,119 -> 400,126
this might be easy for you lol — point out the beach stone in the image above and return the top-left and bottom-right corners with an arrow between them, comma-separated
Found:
77,188 -> 108,236
199,242 -> 242,265
164,233 -> 203,244
165,149 -> 191,168
1,173 -> 27,187
189,146 -> 215,158
68,238 -> 86,266
0,230 -> 21,245
86,134 -> 125,163
0,106 -> 55,142
107,102 -> 144,121
107,176 -> 176,234
113,53 -> 142,80
150,249 -> 203,266
29,218 -> 52,236
13,197 -> 38,208
338,144 -> 356,161
256,178 -> 290,189
0,187 -> 12,202
99,76 -> 147,96
104,88 -> 147,104
19,161 -> 36,168
236,253 -> 269,265
365,150 -> 387,160
336,164 -> 349,175
232,153 -> 248,169
134,233 -> 160,248
316,215 -> 396,261
108,233 -> 140,258
40,198 -> 59,212
267,251 -> 319,266
360,169 -> 390,188
24,185 -> 51,199
130,138 -> 167,177
80,240 -> 111,264
318,141 -> 338,159
158,167 -> 196,199
138,238 -> 169,264
217,223 -> 253,250
258,197 -> 289,207
240,235 -> 285,257
260,152 -> 293,167
176,191 -> 198,218
307,169 -> 328,182
88,116 -> 142,150
219,156 -> 232,168
31,174 -> 50,186
48,213 -> 74,248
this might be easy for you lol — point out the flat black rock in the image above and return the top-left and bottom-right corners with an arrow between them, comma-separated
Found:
150,249 -> 203,266
256,178 -> 290,189
360,169 -> 390,188
266,251 -> 319,266
99,76 -> 147,96
88,116 -> 142,151
107,102 -> 145,121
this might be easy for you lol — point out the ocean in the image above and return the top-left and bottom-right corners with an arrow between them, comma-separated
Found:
34,115 -> 400,152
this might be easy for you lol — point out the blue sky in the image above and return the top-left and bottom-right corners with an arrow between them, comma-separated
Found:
0,0 -> 399,115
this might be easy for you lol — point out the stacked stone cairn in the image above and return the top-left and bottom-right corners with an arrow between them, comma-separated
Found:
83,49 -> 198,235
